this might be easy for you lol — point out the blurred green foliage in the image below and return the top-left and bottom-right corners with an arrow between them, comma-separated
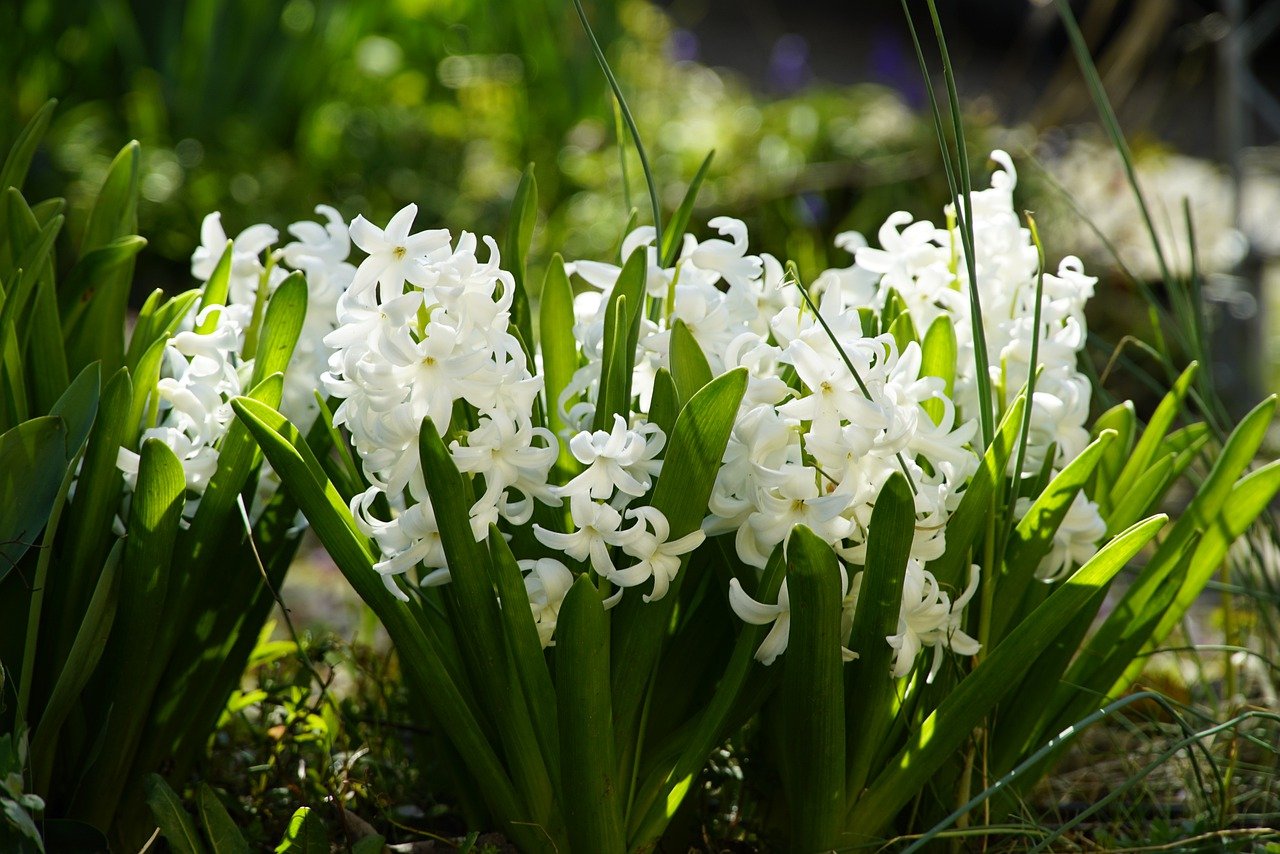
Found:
1,0 -> 614,273
1,0 -> 1013,291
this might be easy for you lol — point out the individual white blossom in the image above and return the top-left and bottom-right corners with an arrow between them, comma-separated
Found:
520,558 -> 575,648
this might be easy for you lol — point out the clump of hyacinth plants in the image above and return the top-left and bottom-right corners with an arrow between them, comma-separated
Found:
232,129 -> 1280,851
0,102 -> 360,849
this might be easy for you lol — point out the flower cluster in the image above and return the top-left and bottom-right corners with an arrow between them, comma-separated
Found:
115,207 -> 353,523
326,205 -> 703,624
847,151 -> 1107,581
328,205 -> 555,599
319,148 -> 1104,678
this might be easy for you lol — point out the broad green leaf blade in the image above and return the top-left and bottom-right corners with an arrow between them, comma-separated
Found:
0,416 -> 69,576
276,807 -> 327,854
81,141 -> 140,254
74,438 -> 186,829
1074,394 -> 1277,682
782,526 -> 845,853
627,544 -> 787,849
669,318 -> 712,405
0,192 -> 62,342
350,837 -> 385,854
1106,451 -> 1175,537
992,429 -> 1115,643
1142,459 -> 1280,667
26,276 -> 69,414
557,575 -> 626,854
847,514 -> 1167,838
648,367 -> 679,439
125,337 -> 167,450
144,774 -> 207,854
249,272 -> 307,387
920,315 -> 957,425
418,420 -> 554,826
593,246 -> 647,430
58,236 -> 148,322
540,254 -> 579,472
123,287 -> 198,371
888,310 -> 918,352
1090,401 -> 1135,506
196,243 -> 234,333
48,362 -> 101,461
488,530 -> 561,796
1107,362 -> 1197,508
138,374 -> 286,784
659,150 -> 715,268
197,784 -> 250,854
844,473 -> 914,798
31,539 -> 124,793
610,369 -> 748,753
0,99 -> 56,193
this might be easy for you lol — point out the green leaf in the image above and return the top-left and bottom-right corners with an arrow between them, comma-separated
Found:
25,275 -> 69,414
539,255 -> 579,470
888,310 -> 918,353
648,367 -> 679,439
124,287 -> 198,371
350,835 -> 386,854
1086,395 -> 1277,669
48,362 -> 100,462
81,141 -> 140,255
781,526 -> 846,852
1105,452 -> 1176,537
847,514 -> 1167,837
418,419 -> 554,826
557,576 -> 626,854
276,807 -> 327,854
0,192 -> 62,346
125,337 -> 167,450
31,539 -> 124,793
659,150 -> 714,268
669,318 -> 713,405
196,243 -> 234,333
0,99 -> 56,194
626,544 -> 787,849
58,236 -> 147,322
488,529 -> 561,795
844,473 -> 914,798
0,416 -> 69,576
144,774 -> 206,854
1107,362 -> 1197,508
249,272 -> 307,386
504,165 -> 537,349
992,429 -> 1116,643
197,783 -> 250,854
920,315 -> 957,425
593,246 -> 647,430
609,368 -> 747,801
1146,459 -> 1280,664
73,438 -> 186,829
1089,402 -> 1134,508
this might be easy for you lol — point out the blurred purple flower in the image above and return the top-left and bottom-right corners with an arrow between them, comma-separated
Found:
769,34 -> 810,94
870,26 -> 924,109
667,29 -> 699,63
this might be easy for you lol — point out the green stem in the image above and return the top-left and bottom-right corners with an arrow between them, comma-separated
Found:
572,0 -> 663,252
